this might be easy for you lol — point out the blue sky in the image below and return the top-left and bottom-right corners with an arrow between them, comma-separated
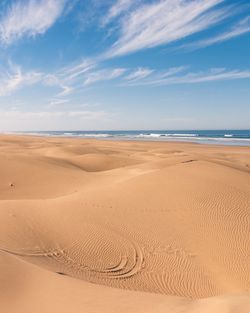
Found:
0,0 -> 249,131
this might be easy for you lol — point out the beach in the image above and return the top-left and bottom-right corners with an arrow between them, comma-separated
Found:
0,135 -> 249,312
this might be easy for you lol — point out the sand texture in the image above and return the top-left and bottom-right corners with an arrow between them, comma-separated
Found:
0,135 -> 249,312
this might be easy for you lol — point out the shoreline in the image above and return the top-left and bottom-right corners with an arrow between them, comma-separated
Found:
1,132 -> 250,147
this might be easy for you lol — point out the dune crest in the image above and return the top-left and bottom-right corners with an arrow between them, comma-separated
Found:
0,135 -> 249,312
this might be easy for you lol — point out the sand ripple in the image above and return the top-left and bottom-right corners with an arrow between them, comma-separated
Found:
0,136 -> 249,309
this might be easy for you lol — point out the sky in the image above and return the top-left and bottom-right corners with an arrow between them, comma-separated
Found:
0,0 -> 249,131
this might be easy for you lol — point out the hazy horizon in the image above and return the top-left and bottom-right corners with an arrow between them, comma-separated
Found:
5,128 -> 250,132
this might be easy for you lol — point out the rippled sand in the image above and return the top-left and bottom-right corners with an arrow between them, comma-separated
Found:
0,135 -> 249,312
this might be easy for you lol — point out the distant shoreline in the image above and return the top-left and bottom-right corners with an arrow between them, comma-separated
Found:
1,130 -> 250,146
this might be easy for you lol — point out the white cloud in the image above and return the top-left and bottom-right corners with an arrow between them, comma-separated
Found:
182,15 -> 250,50
83,68 -> 126,85
42,60 -> 122,94
123,66 -> 187,85
0,61 -> 42,96
124,67 -> 250,86
102,0 -> 135,25
39,60 -> 126,95
2,60 -> 249,101
43,74 -> 73,97
49,98 -> 69,106
154,66 -> 189,79
57,85 -> 73,97
125,67 -> 154,81
0,0 -> 67,44
0,58 -> 125,100
105,0 -> 232,57
43,59 -> 96,97
61,59 -> 96,80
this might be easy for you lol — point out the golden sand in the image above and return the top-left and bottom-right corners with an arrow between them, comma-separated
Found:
0,135 -> 249,312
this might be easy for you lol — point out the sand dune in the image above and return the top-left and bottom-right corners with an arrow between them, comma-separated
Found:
0,135 -> 249,312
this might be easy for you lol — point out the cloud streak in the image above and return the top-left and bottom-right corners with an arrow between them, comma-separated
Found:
182,15 -> 250,50
0,61 -> 42,96
0,0 -> 67,45
102,0 -> 135,26
83,68 -> 126,86
43,59 -> 96,97
105,0 -> 232,57
123,67 -> 250,86
125,67 -> 154,81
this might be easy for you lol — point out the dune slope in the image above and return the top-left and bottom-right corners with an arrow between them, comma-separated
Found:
0,135 -> 249,312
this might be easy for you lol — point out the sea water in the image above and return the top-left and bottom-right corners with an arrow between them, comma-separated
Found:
9,129 -> 250,146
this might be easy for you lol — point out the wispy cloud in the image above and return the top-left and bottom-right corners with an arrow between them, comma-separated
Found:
0,61 -> 42,96
0,57 -> 125,99
122,66 -> 187,85
102,0 -> 135,26
182,15 -> 250,50
123,67 -> 250,86
49,98 -> 69,106
56,85 -> 73,97
105,0 -> 232,57
125,67 -> 154,81
43,59 -> 96,97
0,0 -> 67,45
155,66 -> 189,79
83,68 -> 126,85
43,73 -> 73,97
60,59 -> 96,80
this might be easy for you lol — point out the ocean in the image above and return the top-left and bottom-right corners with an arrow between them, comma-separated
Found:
9,129 -> 250,146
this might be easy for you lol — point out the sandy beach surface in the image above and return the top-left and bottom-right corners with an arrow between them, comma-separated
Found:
0,135 -> 249,312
